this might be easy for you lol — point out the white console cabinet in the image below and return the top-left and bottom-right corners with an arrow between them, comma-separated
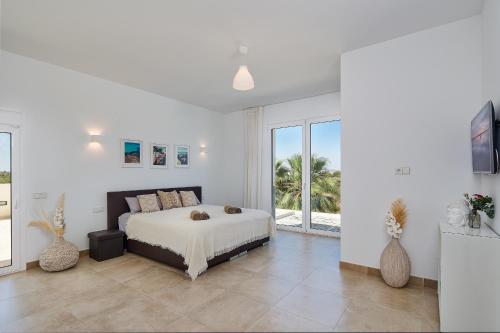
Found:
439,222 -> 500,332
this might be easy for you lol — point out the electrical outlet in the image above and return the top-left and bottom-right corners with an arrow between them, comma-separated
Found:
395,168 -> 402,176
92,207 -> 105,214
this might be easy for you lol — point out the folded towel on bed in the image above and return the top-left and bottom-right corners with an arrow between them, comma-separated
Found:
224,205 -> 242,214
190,210 -> 210,220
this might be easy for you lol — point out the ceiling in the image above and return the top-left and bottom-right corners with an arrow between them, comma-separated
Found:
1,0 -> 483,113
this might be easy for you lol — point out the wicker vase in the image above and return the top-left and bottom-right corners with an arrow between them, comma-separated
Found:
380,238 -> 410,288
39,236 -> 79,272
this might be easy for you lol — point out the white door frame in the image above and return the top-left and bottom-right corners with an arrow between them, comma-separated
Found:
0,109 -> 23,276
270,116 -> 341,238
270,120 -> 307,233
306,116 -> 341,238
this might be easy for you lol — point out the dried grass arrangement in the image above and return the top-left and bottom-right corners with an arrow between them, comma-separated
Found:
385,198 -> 408,239
29,193 -> 66,238
391,199 -> 408,229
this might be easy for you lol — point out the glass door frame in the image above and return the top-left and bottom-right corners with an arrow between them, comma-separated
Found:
0,122 -> 22,276
270,116 -> 341,238
306,116 -> 341,238
271,120 -> 307,233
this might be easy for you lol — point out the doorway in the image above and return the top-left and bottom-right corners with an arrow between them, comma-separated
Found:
271,118 -> 341,237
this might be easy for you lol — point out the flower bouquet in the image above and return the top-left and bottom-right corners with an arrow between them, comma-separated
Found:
464,193 -> 495,228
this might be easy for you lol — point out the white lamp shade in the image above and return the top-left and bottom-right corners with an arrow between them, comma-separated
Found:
233,65 -> 255,91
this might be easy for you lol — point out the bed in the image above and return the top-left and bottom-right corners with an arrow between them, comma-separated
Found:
107,186 -> 275,279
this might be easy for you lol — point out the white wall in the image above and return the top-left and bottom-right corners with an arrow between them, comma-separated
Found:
480,0 -> 500,235
222,93 -> 341,210
0,51 -> 226,262
341,16 -> 482,279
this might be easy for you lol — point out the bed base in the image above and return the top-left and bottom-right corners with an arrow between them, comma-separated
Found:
126,236 -> 270,271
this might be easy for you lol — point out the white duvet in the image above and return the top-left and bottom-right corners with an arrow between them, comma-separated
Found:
125,205 -> 275,279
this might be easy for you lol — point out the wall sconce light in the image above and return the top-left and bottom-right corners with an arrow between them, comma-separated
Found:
90,134 -> 103,144
200,145 -> 207,154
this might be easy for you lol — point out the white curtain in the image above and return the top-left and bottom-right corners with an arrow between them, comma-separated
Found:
243,106 -> 264,209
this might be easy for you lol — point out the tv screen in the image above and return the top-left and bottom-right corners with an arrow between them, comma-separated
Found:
471,101 -> 497,174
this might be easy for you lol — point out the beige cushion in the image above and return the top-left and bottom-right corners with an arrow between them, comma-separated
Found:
158,190 -> 182,209
180,191 -> 200,207
137,194 -> 160,213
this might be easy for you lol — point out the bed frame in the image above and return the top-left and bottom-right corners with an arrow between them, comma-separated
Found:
107,186 -> 269,271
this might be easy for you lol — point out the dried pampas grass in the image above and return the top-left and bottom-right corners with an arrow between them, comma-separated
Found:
391,199 -> 408,229
29,220 -> 55,234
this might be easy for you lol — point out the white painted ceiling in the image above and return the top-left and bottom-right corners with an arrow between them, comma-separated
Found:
1,0 -> 483,113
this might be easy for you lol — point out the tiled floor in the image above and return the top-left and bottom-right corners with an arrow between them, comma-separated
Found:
0,231 -> 439,332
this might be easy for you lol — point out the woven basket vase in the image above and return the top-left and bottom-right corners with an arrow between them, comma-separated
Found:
380,238 -> 410,288
39,236 -> 79,272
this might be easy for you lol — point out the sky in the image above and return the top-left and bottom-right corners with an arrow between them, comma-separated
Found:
0,133 -> 11,172
274,121 -> 341,171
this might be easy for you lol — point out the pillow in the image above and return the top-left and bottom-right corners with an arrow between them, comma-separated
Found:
137,194 -> 160,213
180,191 -> 200,207
125,197 -> 141,213
158,190 -> 182,209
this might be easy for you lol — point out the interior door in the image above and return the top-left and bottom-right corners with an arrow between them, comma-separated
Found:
0,124 -> 21,275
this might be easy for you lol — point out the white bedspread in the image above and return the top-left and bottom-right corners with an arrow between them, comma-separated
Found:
125,205 -> 275,279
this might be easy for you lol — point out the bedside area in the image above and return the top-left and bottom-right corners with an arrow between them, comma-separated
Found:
88,230 -> 125,262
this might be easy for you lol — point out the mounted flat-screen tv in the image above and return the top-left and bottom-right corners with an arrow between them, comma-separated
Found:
471,101 -> 498,174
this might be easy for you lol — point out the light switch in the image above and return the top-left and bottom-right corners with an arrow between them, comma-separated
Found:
32,192 -> 48,199
402,167 -> 411,175
92,207 -> 105,214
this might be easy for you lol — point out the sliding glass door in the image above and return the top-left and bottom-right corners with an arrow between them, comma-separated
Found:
272,123 -> 304,230
272,118 -> 341,236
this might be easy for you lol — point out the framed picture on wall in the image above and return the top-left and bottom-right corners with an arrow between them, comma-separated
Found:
150,143 -> 168,169
121,139 -> 143,168
175,145 -> 190,168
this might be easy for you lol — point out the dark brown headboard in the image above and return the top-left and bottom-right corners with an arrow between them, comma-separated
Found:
107,186 -> 202,230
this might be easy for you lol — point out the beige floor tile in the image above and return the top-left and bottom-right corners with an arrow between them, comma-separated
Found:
72,296 -> 180,332
246,307 -> 331,332
122,266 -> 185,294
194,263 -> 255,288
301,267 -> 366,297
188,291 -> 269,332
163,316 -> 213,332
334,298 -> 422,332
98,257 -> 154,283
0,270 -> 50,300
230,274 -> 298,305
356,275 -> 425,316
61,284 -> 145,320
257,259 -> 316,283
1,306 -> 78,333
225,251 -> 275,273
37,267 -> 117,294
0,288 -> 62,325
152,282 -> 226,314
79,253 -> 133,272
275,284 -> 347,327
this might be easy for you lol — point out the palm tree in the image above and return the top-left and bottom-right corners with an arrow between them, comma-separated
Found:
275,154 -> 340,213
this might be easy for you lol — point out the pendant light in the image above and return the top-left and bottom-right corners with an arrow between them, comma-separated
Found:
233,45 -> 255,91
